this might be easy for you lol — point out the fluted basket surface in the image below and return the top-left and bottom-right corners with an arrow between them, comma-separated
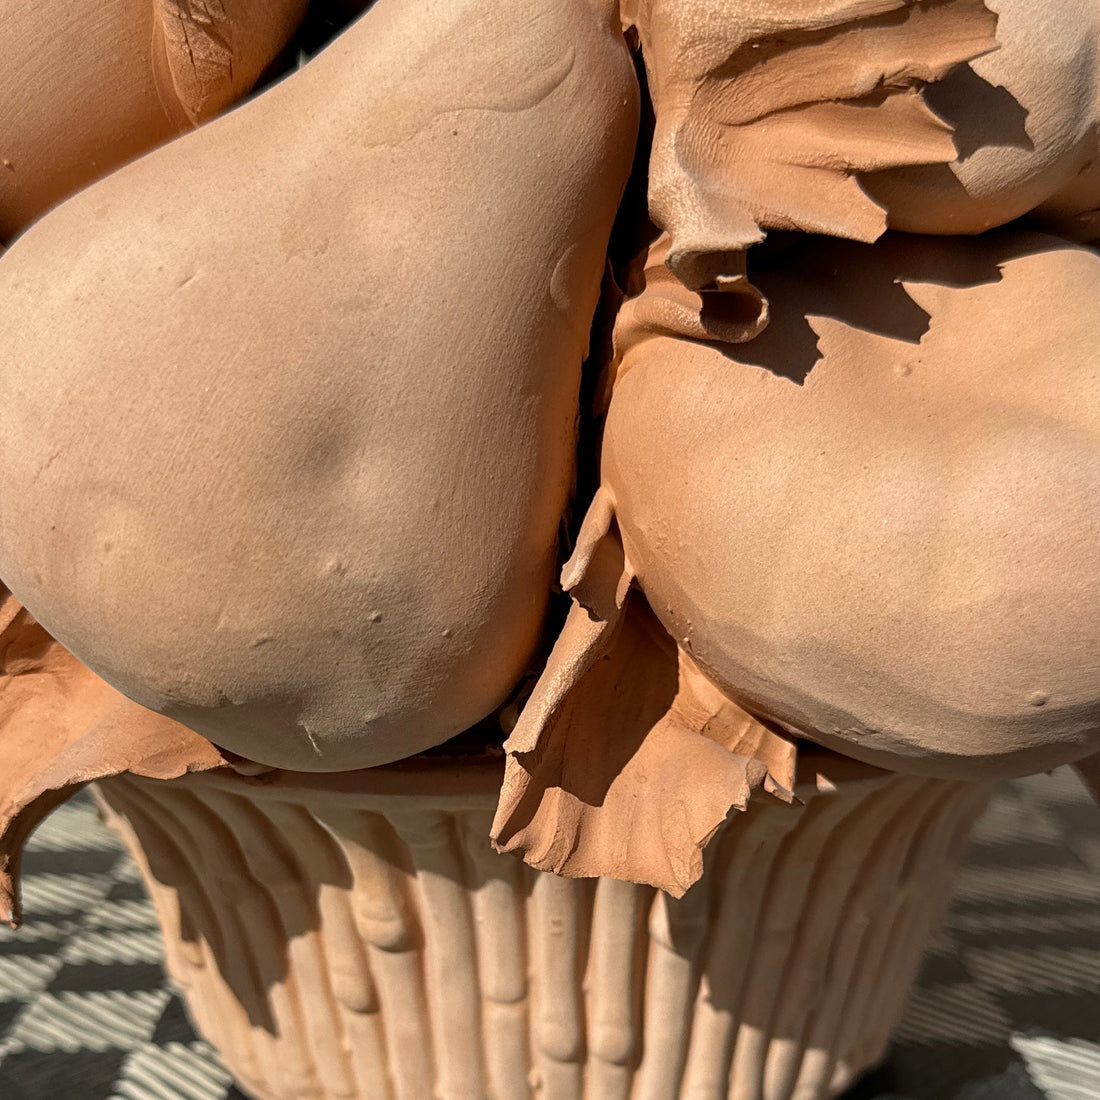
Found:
94,754 -> 991,1100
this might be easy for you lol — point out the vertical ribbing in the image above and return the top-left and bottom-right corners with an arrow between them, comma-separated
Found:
760,780 -> 931,1100
634,866 -> 711,1100
389,809 -> 488,1100
530,871 -> 588,1099
585,876 -> 647,1099
295,809 -> 394,1100
728,792 -> 863,1100
585,875 -> 642,1100
681,799 -> 809,1100
319,807 -> 434,1100
265,800 -> 385,1100
784,781 -> 949,1100
201,790 -> 353,1099
461,809 -> 530,1100
825,782 -> 954,1092
179,788 -> 317,1096
839,782 -> 989,1083
96,782 -> 284,1097
95,762 -> 991,1100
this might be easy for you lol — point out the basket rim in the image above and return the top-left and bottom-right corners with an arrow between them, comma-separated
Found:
106,742 -> 905,810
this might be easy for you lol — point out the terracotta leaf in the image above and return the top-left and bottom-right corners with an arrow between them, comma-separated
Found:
629,0 -> 998,288
0,586 -> 228,927
492,498 -> 797,897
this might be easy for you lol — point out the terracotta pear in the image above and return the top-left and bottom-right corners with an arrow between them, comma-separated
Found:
0,0 -> 639,771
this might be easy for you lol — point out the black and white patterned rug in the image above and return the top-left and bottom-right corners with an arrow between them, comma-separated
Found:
0,769 -> 1097,1100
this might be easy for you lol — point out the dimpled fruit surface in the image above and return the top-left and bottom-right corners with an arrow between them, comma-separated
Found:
0,0 -> 638,770
604,231 -> 1100,780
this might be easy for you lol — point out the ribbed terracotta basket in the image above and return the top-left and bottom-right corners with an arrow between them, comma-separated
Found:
93,752 -> 991,1100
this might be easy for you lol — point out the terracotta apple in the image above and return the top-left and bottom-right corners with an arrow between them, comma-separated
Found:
496,230 -> 1100,892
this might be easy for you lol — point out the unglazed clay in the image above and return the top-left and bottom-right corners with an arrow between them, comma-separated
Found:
2,1 -> 1099,1094
496,229 -> 1100,891
621,0 -> 996,329
95,754 -> 992,1100
0,0 -> 307,241
0,0 -> 318,925
0,585 -> 226,927
612,230 -> 1100,783
861,0 -> 1100,240
0,0 -> 638,772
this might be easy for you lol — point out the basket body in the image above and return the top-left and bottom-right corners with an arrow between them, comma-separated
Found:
95,755 -> 991,1100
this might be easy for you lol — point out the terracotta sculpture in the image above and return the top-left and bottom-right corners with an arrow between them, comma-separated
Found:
495,228 -> 1100,893
625,0 -> 996,311
492,0 -> 1099,891
94,753 -> 992,1100
1,0 -> 1099,1096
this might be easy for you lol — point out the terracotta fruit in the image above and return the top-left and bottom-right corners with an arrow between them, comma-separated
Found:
0,0 -> 639,771
494,229 -> 1100,892
0,0 -> 307,241
602,230 -> 1100,782
622,0 -> 996,327
862,0 -> 1100,241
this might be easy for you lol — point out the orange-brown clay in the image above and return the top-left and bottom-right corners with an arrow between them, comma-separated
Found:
622,0 -> 997,327
0,0 -> 307,241
0,0 -> 639,772
0,586 -> 226,927
603,230 -> 1100,783
862,0 -> 1100,241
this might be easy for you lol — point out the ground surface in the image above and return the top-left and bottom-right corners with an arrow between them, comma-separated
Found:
0,770 -> 1097,1100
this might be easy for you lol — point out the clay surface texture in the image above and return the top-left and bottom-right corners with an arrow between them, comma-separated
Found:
0,0 -> 308,241
96,756 -> 991,1100
0,0 -> 638,771
1,0 -> 1099,1097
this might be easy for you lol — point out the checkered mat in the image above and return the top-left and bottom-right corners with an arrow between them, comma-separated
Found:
0,770 -> 1096,1100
